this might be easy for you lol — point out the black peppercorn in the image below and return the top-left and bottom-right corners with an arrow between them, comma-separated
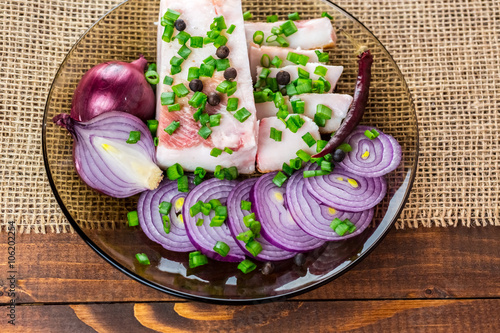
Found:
207,93 -> 221,106
216,45 -> 230,59
174,19 -> 186,31
224,67 -> 237,81
276,71 -> 291,85
333,149 -> 346,162
189,79 -> 203,92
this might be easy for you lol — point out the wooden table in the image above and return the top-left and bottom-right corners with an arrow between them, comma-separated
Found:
2,226 -> 499,332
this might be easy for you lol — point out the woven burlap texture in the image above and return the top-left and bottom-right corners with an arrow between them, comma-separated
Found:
0,0 -> 499,233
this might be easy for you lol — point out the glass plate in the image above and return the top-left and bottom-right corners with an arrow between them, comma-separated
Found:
42,0 -> 418,304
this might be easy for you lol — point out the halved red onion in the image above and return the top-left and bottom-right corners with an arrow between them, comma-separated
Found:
182,178 -> 245,262
250,172 -> 325,252
53,112 -> 163,198
339,125 -> 402,177
286,170 -> 374,241
137,179 -> 196,252
304,163 -> 386,212
227,178 -> 297,261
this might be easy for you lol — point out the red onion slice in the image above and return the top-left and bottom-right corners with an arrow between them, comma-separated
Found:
138,179 -> 196,252
182,178 -> 245,262
286,170 -> 374,241
227,178 -> 297,261
304,163 -> 386,212
250,172 -> 325,252
339,126 -> 402,177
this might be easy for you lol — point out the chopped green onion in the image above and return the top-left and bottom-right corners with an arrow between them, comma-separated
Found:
276,105 -> 289,119
296,80 -> 313,94
271,56 -> 282,68
276,36 -> 289,47
205,200 -> 220,211
203,55 -> 217,67
322,12 -> 334,20
243,11 -> 253,21
201,203 -> 212,216
267,14 -> 279,23
260,54 -> 271,68
286,114 -> 305,133
171,65 -> 182,75
189,252 -> 208,268
206,29 -> 220,40
188,92 -> 207,108
199,63 -> 215,78
126,131 -> 140,144
253,31 -> 264,45
172,83 -> 189,97
272,171 -> 288,187
210,215 -> 226,227
280,20 -> 298,37
335,222 -> 350,236
216,58 -> 230,71
162,215 -> 171,234
314,65 -> 328,77
210,147 -> 223,157
212,16 -> 227,30
234,108 -> 251,123
145,69 -> 160,85
236,230 -> 254,243
226,81 -> 237,97
194,167 -> 206,179
302,132 -> 316,147
214,165 -> 224,180
190,36 -> 203,48
162,25 -> 174,42
127,211 -> 139,227
198,126 -> 212,139
271,26 -> 282,35
241,200 -> 252,211
259,68 -> 271,79
216,80 -> 232,93
159,201 -> 172,215
213,241 -> 230,257
170,56 -> 184,67
288,12 -> 300,21
316,140 -> 328,153
344,219 -> 357,233
253,91 -> 265,103
266,34 -> 278,43
291,99 -> 305,114
267,77 -> 279,92
187,67 -> 200,81
164,121 -> 180,135
298,54 -> 309,66
209,114 -> 222,127
298,67 -> 310,79
161,92 -> 175,105
243,213 -> 256,227
296,149 -> 311,162
324,153 -> 333,162
238,259 -> 256,274
270,127 -> 282,142
312,80 -> 326,93
290,157 -> 302,170
175,31 -> 191,45
330,217 -> 343,230
303,170 -> 330,178
249,221 -> 261,236
316,104 -> 333,120
287,52 -> 300,64
224,166 -> 238,180
166,163 -> 184,180
147,120 -> 159,136
315,50 -> 330,63
364,128 -> 380,139
199,113 -> 209,126
227,24 -> 236,34
224,147 -> 233,154
163,76 -> 174,85
135,253 -> 150,265
313,113 -> 326,127
337,143 -> 353,152
164,8 -> 180,21
154,137 -> 159,147
319,76 -> 331,92
321,160 -> 333,172
196,218 -> 204,226
282,162 -> 294,176
214,35 -> 228,48
178,45 -> 192,59
189,201 -> 202,217
246,240 -> 263,257
227,97 -> 239,111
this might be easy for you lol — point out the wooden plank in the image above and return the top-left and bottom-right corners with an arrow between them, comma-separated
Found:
13,299 -> 500,332
1,227 -> 499,304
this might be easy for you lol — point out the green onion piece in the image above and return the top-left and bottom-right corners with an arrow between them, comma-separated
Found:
253,31 -> 264,45
224,166 -> 239,180
224,147 -> 233,154
226,81 -> 238,97
276,35 -> 289,47
266,34 -> 278,44
175,31 -> 191,45
316,104 -> 333,120
161,17 -> 172,27
212,15 -> 227,30
365,129 -> 380,139
286,114 -> 305,133
280,20 -> 298,36
135,253 -> 150,265
216,58 -> 230,72
164,8 -> 180,21
236,230 -> 254,243
323,153 -> 333,162
298,54 -> 309,66
282,162 -> 294,176
203,55 -> 217,67
249,221 -> 261,236
160,92 -> 175,105
335,222 -> 350,236
234,108 -> 251,123
270,56 -> 282,69
210,215 -> 226,227
227,97 -> 239,111
162,215 -> 171,234
318,76 -> 331,92
344,219 -> 357,233
227,24 -> 236,34
127,211 -> 139,227
288,12 -> 300,21
267,14 -> 279,23
291,99 -> 305,114
213,241 -> 230,257
159,201 -> 172,215
321,160 -> 333,172
298,67 -> 310,79
238,259 -> 256,274
312,80 -> 326,93
290,157 -> 302,170
322,11 -> 334,20
164,121 -> 180,135
166,163 -> 184,180
210,147 -> 223,157
200,113 -> 210,125
145,69 -> 160,85
286,83 -> 298,96
287,52 -> 300,64
207,29 -> 220,40
303,170 -> 316,178
209,114 -> 222,127
189,201 -> 202,217
337,143 -> 353,152
260,54 -> 271,68
254,78 -> 266,89
216,80 -> 232,93
270,127 -> 282,142
253,91 -> 265,104
147,120 -> 159,136
126,130 -> 140,144
296,80 -> 313,94
271,26 -> 282,35
296,149 -> 311,162
243,11 -> 253,20
199,63 -> 215,78
315,50 -> 330,63
245,240 -> 263,257
272,171 -> 288,187
190,36 -> 203,48
313,113 -> 326,127
208,199 -> 222,209
311,156 -> 324,167
188,92 -> 207,109
330,217 -> 343,230
194,167 -> 206,179
171,66 -> 182,75
172,83 -> 189,97
316,140 -> 328,153
162,25 -> 174,42
148,63 -> 157,71
170,56 -> 184,67
203,36 -> 213,44
189,252 -> 208,268
198,126 -> 212,139
262,88 -> 274,101
259,68 -> 271,79
214,35 -> 228,48
154,137 -> 159,147
187,67 -> 200,81
163,76 -> 174,85
214,165 -> 224,180
276,105 -> 289,119
302,132 -> 317,147
178,45 -> 192,60
243,213 -> 256,227
267,77 -> 279,92
196,218 -> 204,226
241,200 -> 252,211
201,203 -> 212,216
314,65 -> 328,77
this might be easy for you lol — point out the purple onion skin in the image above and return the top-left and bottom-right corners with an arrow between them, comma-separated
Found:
70,55 -> 155,123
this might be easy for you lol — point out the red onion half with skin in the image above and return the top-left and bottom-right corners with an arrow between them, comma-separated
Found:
304,163 -> 386,212
286,169 -> 374,241
70,55 -> 155,122
53,111 -> 163,198
227,178 -> 297,261
250,172 -> 325,252
339,126 -> 402,177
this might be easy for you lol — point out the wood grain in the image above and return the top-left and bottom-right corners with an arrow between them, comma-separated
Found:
11,300 -> 500,332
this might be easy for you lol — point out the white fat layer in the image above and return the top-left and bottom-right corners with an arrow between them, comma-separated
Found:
255,97 -> 291,120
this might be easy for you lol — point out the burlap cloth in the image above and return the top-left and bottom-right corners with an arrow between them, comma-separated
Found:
0,0 -> 498,233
